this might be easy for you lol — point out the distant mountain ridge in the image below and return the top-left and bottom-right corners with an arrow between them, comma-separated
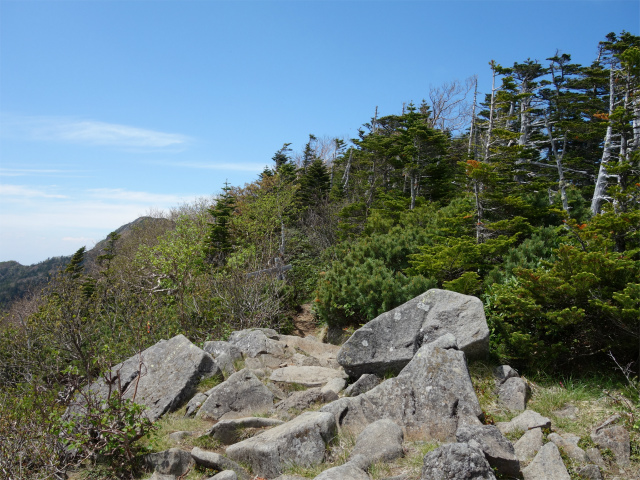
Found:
0,216 -> 174,312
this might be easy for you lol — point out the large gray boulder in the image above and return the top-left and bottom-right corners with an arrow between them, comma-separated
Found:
337,289 -> 489,377
197,369 -> 274,420
277,334 -> 341,368
498,377 -> 530,411
344,374 -> 381,397
206,417 -> 284,444
322,338 -> 483,441
522,442 -> 571,480
144,448 -> 194,476
497,410 -> 551,434
272,388 -> 338,420
514,428 -> 543,462
456,424 -> 519,478
547,432 -> 588,463
421,442 -> 496,480
591,425 -> 630,465
227,328 -> 286,358
203,341 -> 243,376
71,335 -> 219,422
190,447 -> 249,480
225,411 -> 336,479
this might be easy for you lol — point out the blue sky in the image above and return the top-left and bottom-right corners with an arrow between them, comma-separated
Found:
1,0 -> 638,265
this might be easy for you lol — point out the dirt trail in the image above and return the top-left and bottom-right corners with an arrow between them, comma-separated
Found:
291,303 -> 318,338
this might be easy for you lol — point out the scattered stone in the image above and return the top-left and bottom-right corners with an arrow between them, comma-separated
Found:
547,432 -> 588,462
321,377 -> 346,395
185,392 -> 208,417
514,427 -> 543,462
270,365 -> 347,387
191,447 -> 250,480
421,442 -> 496,480
349,419 -> 404,469
337,289 -> 490,378
497,410 -> 551,434
203,341 -> 243,364
225,411 -> 337,478
322,340 -> 483,441
576,464 -> 603,480
197,369 -> 274,420
292,352 -> 322,367
498,377 -> 530,411
456,424 -> 520,477
205,417 -> 284,444
272,388 -> 338,420
591,425 -> 630,466
344,373 -> 381,397
144,448 -> 194,476
273,476 -> 309,480
208,471 -> 238,480
276,334 -> 341,368
586,447 -> 605,466
227,329 -> 286,358
552,404 -> 578,420
522,442 -> 571,480
168,431 -> 193,443
313,462 -> 369,480
494,365 -> 519,385
149,473 -> 177,480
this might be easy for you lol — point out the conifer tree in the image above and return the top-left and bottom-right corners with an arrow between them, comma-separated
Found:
206,183 -> 236,266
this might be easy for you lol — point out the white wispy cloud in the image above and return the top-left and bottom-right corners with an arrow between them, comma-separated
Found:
62,236 -> 95,244
160,160 -> 266,172
0,167 -> 85,178
0,184 -> 68,199
87,188 -> 191,204
1,114 -> 191,149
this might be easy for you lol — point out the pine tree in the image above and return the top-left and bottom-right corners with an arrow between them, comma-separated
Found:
206,183 -> 236,266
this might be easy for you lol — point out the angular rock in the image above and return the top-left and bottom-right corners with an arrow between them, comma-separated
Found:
322,340 -> 483,441
494,365 -> 519,385
344,374 -> 381,397
522,442 -> 571,480
456,424 -> 519,477
270,365 -> 347,387
272,388 -> 338,420
226,411 -> 336,479
144,448 -> 194,476
273,476 -> 308,480
227,329 -> 286,358
203,341 -> 243,363
71,335 -> 219,422
586,447 -> 605,466
547,432 -> 588,462
191,447 -> 250,480
197,369 -> 274,420
591,425 -> 630,465
209,471 -> 238,480
576,464 -> 603,480
337,289 -> 489,377
313,462 -> 369,480
292,352 -> 322,367
206,417 -> 284,444
349,419 -> 404,469
514,427 -> 543,463
421,442 -> 496,480
321,377 -> 347,395
185,392 -> 208,417
497,410 -> 551,434
498,377 -> 530,411
149,473 -> 177,480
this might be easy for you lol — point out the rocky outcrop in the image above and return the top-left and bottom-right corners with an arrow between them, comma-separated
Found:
344,373 -> 381,397
205,417 -> 284,445
421,442 -> 496,479
455,424 -> 519,477
349,419 -> 404,469
521,442 -> 571,480
270,365 -> 348,387
337,289 -> 489,377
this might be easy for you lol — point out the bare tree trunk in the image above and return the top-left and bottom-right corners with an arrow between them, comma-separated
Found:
410,172 -> 417,210
342,149 -> 352,193
484,61 -> 498,161
544,111 -> 570,215
591,67 -> 617,216
468,77 -> 478,156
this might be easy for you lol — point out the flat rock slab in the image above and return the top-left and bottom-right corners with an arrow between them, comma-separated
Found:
313,462 -> 369,480
144,448 -> 194,476
421,442 -> 496,480
209,472 -> 238,480
522,442 -> 571,480
206,417 -> 284,444
197,369 -> 274,420
497,410 -> 551,435
226,411 -> 336,479
344,373 -> 381,397
272,388 -> 338,420
322,340 -> 483,442
72,335 -> 218,422
548,432 -> 588,462
337,289 -> 489,378
456,424 -> 519,478
228,329 -> 287,358
277,334 -> 340,364
191,447 -> 249,480
270,366 -> 347,387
